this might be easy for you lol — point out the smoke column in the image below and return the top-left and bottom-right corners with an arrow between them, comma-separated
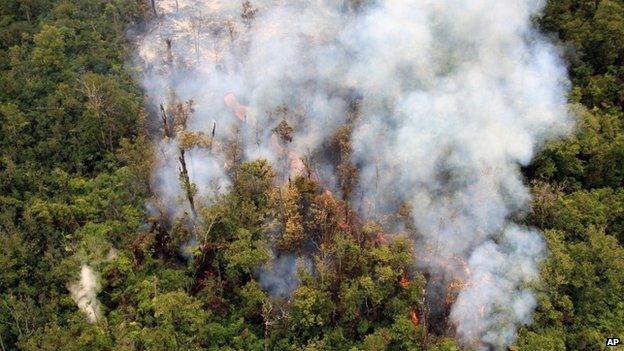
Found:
68,265 -> 102,323
134,0 -> 572,348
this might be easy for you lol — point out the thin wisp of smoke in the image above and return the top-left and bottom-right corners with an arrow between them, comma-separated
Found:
68,264 -> 102,324
134,0 -> 572,348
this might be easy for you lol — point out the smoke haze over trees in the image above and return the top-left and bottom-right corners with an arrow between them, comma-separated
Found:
0,0 -> 623,350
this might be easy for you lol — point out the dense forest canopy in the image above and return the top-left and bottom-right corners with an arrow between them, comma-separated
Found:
0,0 -> 622,350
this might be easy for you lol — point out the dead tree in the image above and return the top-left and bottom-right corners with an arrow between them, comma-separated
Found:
241,1 -> 258,28
160,98 -> 202,220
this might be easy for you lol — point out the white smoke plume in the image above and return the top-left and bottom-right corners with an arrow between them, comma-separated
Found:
256,254 -> 308,299
133,0 -> 572,348
68,265 -> 102,323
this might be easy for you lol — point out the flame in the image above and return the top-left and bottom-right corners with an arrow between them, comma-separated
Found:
410,309 -> 419,326
400,273 -> 410,288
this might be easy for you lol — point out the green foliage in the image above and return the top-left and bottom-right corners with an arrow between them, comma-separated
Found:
1,0 -> 623,350
514,4 -> 624,349
541,0 -> 624,109
224,228 -> 269,280
140,291 -> 208,350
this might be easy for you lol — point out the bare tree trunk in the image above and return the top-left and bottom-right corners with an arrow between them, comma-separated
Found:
107,116 -> 115,152
160,103 -> 172,138
209,121 -> 216,154
178,148 -> 197,219
422,299 -> 431,348
262,302 -> 272,351
264,319 -> 269,351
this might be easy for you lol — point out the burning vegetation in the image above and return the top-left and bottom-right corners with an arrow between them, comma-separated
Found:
131,0 -> 571,349
4,0 -> 624,349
